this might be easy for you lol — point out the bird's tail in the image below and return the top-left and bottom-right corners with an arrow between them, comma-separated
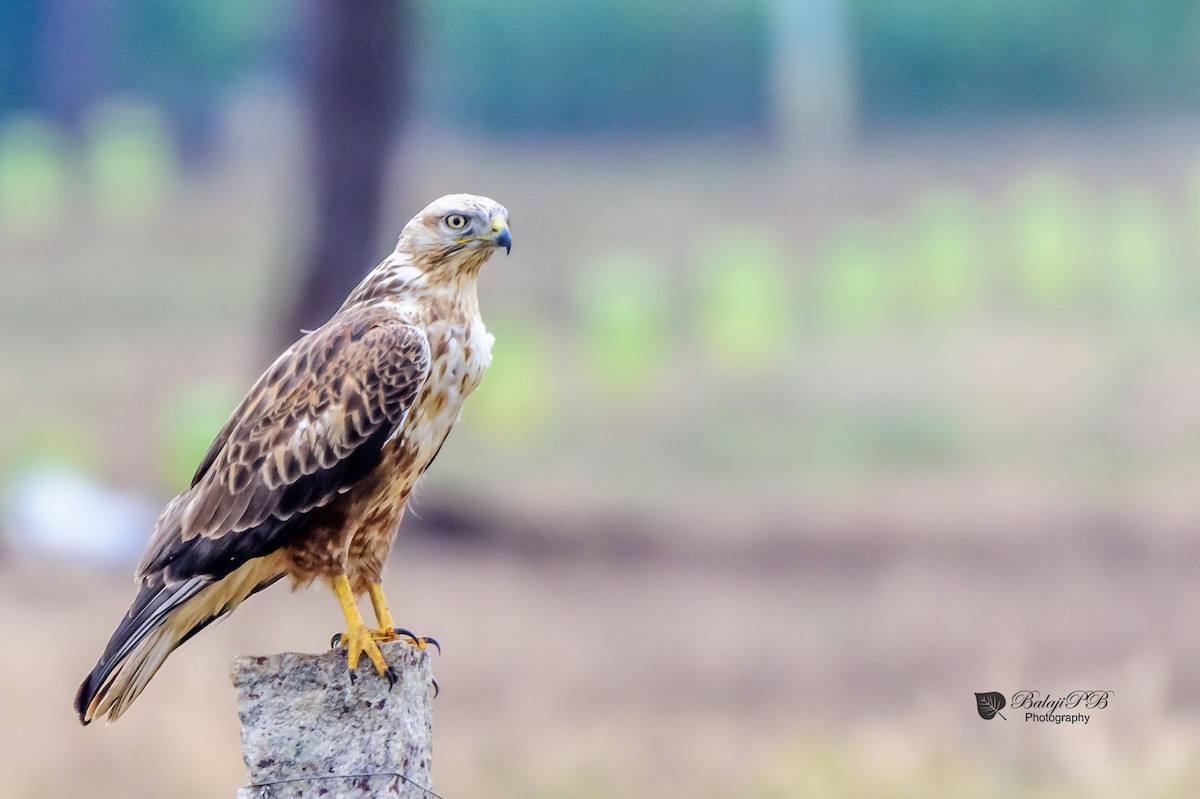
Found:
75,558 -> 281,724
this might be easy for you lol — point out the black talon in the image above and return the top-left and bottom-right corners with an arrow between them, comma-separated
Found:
348,670 -> 357,684
330,633 -> 344,649
385,666 -> 398,690
431,678 -> 440,699
392,628 -> 441,654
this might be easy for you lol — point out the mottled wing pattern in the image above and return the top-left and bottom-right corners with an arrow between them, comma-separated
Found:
138,306 -> 431,584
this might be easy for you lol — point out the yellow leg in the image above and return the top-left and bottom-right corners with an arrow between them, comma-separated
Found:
367,582 -> 396,632
331,574 -> 393,680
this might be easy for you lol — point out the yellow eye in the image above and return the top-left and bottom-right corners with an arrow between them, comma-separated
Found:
445,213 -> 468,230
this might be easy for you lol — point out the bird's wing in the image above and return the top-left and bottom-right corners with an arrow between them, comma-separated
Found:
137,306 -> 430,583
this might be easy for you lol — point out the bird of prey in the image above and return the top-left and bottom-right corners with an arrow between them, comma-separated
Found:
75,194 -> 511,724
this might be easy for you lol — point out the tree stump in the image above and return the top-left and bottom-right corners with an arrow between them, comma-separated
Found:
231,641 -> 435,798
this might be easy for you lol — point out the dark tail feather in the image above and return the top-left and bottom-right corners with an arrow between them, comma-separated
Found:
75,576 -> 209,724
75,561 -> 282,725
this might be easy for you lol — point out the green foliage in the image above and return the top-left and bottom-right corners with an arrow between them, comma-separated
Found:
818,220 -> 895,332
5,423 -> 99,477
0,116 -> 69,232
110,0 -> 290,117
694,227 -> 792,370
420,0 -> 769,134
0,2 -> 288,152
6,1 -> 1200,139
667,174 -> 1187,357
87,100 -> 175,223
851,0 -> 1200,120
1008,175 -> 1092,311
906,192 -> 984,320
1104,188 -> 1175,315
576,253 -> 671,392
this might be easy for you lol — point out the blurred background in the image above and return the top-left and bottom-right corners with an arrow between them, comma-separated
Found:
4,1 -> 1200,796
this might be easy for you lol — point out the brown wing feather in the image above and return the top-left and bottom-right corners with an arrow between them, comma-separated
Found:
137,306 -> 430,583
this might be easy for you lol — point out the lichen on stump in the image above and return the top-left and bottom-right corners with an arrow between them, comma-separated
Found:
231,641 -> 435,798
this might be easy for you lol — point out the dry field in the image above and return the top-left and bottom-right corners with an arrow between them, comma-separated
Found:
5,530 -> 1200,798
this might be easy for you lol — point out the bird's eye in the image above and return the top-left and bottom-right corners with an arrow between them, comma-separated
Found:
445,213 -> 468,230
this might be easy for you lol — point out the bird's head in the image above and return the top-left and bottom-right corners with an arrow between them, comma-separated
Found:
397,194 -> 511,279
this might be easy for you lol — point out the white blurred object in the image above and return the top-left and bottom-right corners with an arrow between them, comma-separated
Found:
2,467 -> 156,566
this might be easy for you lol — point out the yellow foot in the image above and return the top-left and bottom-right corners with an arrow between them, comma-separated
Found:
333,626 -> 398,688
367,626 -> 441,654
364,583 -> 440,653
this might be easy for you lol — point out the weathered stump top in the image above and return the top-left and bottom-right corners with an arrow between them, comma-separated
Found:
232,641 -> 435,798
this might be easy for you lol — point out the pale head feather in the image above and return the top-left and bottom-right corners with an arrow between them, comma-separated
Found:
395,193 -> 510,276
339,194 -> 510,311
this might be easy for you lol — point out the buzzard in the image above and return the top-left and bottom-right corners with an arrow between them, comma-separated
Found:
75,194 -> 511,724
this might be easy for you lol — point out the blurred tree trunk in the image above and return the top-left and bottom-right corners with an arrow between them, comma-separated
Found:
278,0 -> 410,345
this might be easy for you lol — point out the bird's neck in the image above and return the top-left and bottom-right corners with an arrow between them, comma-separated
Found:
337,252 -> 483,319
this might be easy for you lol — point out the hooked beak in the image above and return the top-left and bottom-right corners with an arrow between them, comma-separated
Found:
490,219 -> 512,254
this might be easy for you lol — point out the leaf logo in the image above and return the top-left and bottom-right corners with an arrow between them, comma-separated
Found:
975,691 -> 1007,720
